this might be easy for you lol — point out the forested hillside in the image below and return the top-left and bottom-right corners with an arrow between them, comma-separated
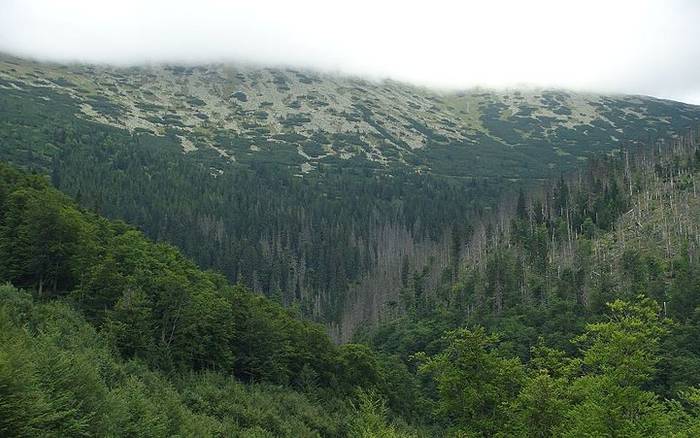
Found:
0,162 -> 424,436
2,54 -> 699,337
358,129 -> 700,435
2,127 -> 700,436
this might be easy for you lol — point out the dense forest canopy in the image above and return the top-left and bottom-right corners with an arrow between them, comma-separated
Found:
2,125 -> 700,435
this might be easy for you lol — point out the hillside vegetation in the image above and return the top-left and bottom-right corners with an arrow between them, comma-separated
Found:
2,54 -> 699,177
0,162 -> 422,436
360,130 -> 700,435
2,127 -> 700,435
2,54 -> 700,336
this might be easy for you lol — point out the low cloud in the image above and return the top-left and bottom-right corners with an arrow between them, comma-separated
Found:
1,0 -> 699,103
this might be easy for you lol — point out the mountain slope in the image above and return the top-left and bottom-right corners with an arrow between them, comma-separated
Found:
0,161 -> 425,436
1,53 -> 699,337
363,128 -> 700,358
2,53 -> 699,178
3,127 -> 700,436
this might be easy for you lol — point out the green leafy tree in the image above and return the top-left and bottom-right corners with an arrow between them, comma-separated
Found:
560,298 -> 677,437
348,390 -> 416,438
417,327 -> 525,436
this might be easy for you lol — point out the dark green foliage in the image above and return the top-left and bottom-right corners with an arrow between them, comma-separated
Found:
0,163 -> 427,436
0,162 -> 339,380
0,284 -> 357,437
231,91 -> 247,102
0,82 -> 507,324
2,137 -> 700,435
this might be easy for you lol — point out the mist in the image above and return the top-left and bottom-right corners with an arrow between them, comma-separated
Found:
1,0 -> 699,104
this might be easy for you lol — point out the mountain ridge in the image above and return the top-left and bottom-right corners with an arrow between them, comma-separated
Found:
3,52 -> 699,179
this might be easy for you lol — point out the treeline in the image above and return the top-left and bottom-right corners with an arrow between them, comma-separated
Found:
0,81 -> 506,325
50,137 -> 501,321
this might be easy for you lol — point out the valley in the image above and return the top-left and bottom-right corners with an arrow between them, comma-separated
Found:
2,54 -> 699,339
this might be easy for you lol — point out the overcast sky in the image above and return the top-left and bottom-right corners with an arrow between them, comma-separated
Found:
1,0 -> 699,104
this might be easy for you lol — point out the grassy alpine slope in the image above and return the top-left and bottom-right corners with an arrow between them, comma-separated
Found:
2,53 -> 699,178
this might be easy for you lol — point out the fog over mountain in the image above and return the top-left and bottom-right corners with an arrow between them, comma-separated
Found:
3,1 -> 700,436
1,0 -> 700,103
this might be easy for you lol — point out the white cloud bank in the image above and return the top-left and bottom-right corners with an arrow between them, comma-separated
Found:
1,0 -> 699,103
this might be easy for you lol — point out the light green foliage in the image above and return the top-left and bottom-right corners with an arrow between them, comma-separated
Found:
348,391 -> 416,438
418,327 -> 525,436
414,298 -> 700,437
0,284 -> 380,437
574,298 -> 668,386
558,298 -> 677,437
504,372 -> 568,437
177,372 -> 345,437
